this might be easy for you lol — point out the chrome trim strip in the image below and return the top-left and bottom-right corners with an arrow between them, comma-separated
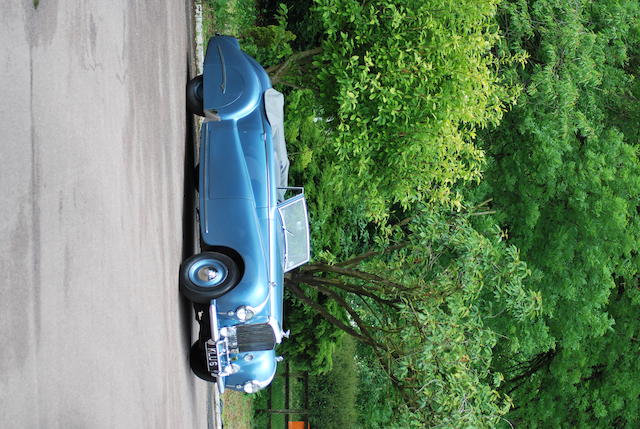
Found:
217,45 -> 226,94
261,95 -> 275,299
268,316 -> 283,344
209,301 -> 227,393
202,126 -> 209,234
209,301 -> 220,341
277,186 -> 304,194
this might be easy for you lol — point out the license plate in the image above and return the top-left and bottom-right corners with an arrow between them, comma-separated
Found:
205,340 -> 220,373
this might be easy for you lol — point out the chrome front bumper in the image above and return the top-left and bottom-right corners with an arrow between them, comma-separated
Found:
208,300 -> 226,394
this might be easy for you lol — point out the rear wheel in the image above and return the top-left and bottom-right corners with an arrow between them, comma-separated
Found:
179,251 -> 240,303
186,75 -> 204,116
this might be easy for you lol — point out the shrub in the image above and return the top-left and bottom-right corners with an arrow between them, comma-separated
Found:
312,0 -> 523,221
242,4 -> 296,67
280,288 -> 345,374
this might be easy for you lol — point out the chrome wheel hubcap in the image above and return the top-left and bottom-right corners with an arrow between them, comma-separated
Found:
188,258 -> 228,288
198,266 -> 221,282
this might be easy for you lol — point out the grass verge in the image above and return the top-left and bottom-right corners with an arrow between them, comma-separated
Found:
222,390 -> 253,429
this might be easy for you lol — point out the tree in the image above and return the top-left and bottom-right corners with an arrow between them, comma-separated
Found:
285,208 -> 541,428
263,0 -> 522,228
474,1 -> 640,426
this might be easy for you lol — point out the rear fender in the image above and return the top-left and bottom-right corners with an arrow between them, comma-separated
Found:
203,36 -> 263,120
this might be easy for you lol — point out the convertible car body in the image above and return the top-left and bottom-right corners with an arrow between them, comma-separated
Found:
180,36 -> 310,394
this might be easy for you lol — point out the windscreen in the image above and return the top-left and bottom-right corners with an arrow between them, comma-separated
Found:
278,195 -> 310,272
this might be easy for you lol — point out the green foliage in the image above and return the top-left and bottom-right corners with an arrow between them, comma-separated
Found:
289,208 -> 541,428
473,1 -> 640,427
260,3 -> 531,394
212,1 -> 640,426
279,0 -> 526,259
510,290 -> 640,429
270,4 -> 538,424
354,343 -> 397,428
275,0 -> 325,50
307,335 -> 358,429
242,4 -> 296,67
279,288 -> 345,374
284,88 -> 377,259
312,0 -> 523,221
202,0 -> 257,38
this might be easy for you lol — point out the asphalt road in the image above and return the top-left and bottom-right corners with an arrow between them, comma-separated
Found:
0,1 -> 209,428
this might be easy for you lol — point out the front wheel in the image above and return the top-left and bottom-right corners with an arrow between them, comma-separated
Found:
186,75 -> 204,116
179,251 -> 240,303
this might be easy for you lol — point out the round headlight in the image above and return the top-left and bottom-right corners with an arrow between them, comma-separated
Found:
235,306 -> 255,322
223,364 -> 240,375
243,381 -> 259,393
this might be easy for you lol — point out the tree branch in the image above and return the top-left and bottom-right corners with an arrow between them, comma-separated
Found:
294,274 -> 400,308
266,47 -> 323,83
284,280 -> 379,348
469,210 -> 496,216
333,242 -> 408,268
302,263 -> 410,292
304,281 -> 384,349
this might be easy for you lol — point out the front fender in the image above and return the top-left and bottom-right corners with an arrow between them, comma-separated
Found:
199,120 -> 270,311
201,198 -> 270,310
224,349 -> 277,391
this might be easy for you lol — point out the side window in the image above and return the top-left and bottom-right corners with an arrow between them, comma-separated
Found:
277,194 -> 311,272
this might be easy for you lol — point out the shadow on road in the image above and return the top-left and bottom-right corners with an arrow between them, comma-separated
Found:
179,65 -> 197,356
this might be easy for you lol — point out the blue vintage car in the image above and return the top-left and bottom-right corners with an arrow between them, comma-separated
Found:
180,35 -> 310,394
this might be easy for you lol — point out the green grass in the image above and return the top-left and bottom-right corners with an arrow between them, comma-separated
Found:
253,340 -> 359,428
252,363 -> 310,429
222,391 -> 253,429
307,336 -> 358,429
252,367 -> 284,429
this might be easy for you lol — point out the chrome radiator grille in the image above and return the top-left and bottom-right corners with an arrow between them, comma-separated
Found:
235,323 -> 276,352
